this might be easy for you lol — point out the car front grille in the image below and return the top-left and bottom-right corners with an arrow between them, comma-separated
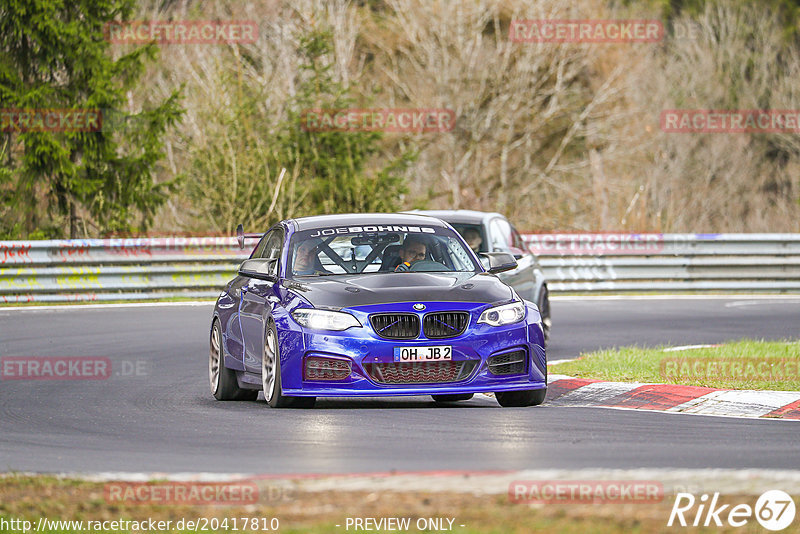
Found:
364,360 -> 478,384
488,350 -> 527,376
422,312 -> 469,339
369,313 -> 420,339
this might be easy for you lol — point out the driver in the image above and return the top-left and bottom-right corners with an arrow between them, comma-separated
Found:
292,239 -> 328,276
394,235 -> 428,272
462,227 -> 483,254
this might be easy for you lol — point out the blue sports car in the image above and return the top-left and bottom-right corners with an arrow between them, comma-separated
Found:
209,213 -> 547,408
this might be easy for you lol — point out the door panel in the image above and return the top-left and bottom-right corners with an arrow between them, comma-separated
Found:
240,280 -> 273,374
239,227 -> 284,375
223,277 -> 248,367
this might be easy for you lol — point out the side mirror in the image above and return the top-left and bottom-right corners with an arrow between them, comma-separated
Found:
236,224 -> 245,249
481,252 -> 518,274
507,246 -> 526,260
238,258 -> 278,282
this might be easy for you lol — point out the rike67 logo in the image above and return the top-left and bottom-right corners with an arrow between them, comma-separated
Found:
668,490 -> 796,531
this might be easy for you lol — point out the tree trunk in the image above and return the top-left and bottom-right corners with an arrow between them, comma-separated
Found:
69,198 -> 77,239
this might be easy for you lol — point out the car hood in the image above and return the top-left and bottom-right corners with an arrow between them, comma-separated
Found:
285,272 -> 515,309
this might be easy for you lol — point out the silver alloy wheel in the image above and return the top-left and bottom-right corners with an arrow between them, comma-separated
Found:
209,322 -> 221,394
263,328 -> 277,401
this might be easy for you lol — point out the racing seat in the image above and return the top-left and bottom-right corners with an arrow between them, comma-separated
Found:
312,256 -> 331,274
380,244 -> 402,271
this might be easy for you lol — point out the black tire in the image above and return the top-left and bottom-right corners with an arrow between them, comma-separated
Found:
431,393 -> 474,403
263,321 -> 316,409
537,285 -> 551,346
495,388 -> 546,407
209,320 -> 258,401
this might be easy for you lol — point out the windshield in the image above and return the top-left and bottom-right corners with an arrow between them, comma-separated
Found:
287,224 -> 481,278
448,223 -> 486,254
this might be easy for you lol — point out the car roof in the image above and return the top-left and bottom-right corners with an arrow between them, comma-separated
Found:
406,209 -> 504,225
289,212 -> 451,231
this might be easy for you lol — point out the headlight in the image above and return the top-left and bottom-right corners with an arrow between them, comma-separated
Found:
478,301 -> 526,327
292,309 -> 361,331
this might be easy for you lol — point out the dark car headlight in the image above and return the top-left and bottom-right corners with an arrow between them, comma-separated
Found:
292,309 -> 361,331
478,302 -> 526,327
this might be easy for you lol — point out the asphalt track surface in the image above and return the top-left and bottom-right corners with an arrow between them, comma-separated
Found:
1,296 -> 799,474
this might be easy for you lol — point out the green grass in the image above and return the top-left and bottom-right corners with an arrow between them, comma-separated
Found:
552,340 -> 800,390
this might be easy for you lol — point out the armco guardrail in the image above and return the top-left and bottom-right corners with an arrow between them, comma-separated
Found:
1,234 -> 799,303
524,233 -> 800,293
0,237 -> 252,303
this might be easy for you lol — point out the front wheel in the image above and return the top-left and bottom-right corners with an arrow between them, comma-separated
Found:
495,388 -> 546,407
263,321 -> 315,409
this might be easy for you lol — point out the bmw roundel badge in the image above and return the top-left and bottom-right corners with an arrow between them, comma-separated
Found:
413,303 -> 426,311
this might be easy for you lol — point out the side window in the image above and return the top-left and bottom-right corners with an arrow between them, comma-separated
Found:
510,224 -> 526,251
259,228 -> 283,274
251,236 -> 269,259
489,218 -> 511,251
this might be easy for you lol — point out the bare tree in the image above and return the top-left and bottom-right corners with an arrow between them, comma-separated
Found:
131,0 -> 800,233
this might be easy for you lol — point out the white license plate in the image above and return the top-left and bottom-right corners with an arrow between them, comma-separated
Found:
393,346 -> 452,362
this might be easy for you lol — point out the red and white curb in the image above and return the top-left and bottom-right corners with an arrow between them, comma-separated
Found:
546,375 -> 800,420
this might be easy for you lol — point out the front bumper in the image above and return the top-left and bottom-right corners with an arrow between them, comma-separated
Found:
277,301 -> 546,397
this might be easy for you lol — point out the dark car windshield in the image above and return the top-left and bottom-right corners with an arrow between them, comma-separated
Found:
287,224 -> 480,277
